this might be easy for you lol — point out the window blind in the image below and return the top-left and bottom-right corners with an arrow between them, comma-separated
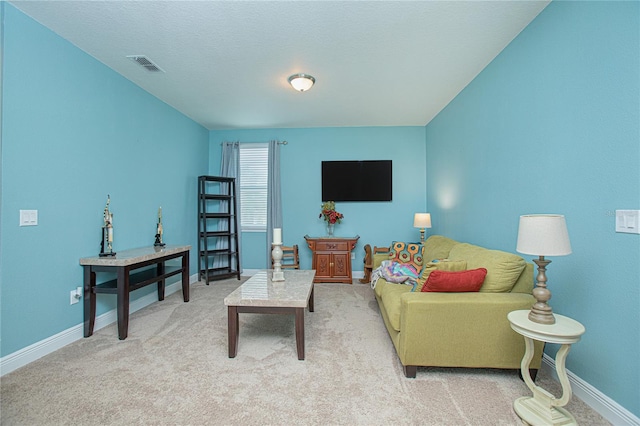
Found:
239,143 -> 268,230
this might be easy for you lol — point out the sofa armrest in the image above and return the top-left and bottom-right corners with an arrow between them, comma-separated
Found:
372,247 -> 390,269
397,292 -> 542,368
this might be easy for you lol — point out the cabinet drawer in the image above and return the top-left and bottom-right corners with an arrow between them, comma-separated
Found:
315,241 -> 349,251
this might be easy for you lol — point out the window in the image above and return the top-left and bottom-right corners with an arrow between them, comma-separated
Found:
239,143 -> 268,231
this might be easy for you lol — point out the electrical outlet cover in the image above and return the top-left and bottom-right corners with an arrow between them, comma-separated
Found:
616,210 -> 640,234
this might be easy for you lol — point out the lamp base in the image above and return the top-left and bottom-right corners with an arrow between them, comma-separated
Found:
529,256 -> 556,325
528,307 -> 556,325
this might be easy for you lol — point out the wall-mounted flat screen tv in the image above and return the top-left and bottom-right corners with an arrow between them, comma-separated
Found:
322,160 -> 392,202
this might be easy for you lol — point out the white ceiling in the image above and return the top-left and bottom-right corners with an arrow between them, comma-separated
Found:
10,1 -> 550,130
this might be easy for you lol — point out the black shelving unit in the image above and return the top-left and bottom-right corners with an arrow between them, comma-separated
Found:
198,176 -> 241,284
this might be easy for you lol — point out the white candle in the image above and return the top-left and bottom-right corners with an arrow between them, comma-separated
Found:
273,228 -> 282,244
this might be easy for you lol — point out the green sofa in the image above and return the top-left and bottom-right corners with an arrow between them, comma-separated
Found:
372,235 -> 544,378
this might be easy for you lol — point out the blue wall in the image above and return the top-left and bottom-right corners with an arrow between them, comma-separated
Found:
425,1 -> 639,417
0,5 -> 209,356
210,127 -> 427,270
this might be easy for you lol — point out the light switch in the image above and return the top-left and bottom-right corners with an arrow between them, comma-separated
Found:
615,210 -> 640,234
19,210 -> 38,226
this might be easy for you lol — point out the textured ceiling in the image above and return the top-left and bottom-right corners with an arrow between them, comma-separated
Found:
10,1 -> 550,130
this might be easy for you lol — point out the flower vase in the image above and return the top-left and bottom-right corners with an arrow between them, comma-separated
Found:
327,223 -> 334,236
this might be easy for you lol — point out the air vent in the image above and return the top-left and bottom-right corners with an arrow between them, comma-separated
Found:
126,55 -> 164,73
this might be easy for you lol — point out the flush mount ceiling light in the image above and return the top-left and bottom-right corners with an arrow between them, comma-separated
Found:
288,73 -> 315,92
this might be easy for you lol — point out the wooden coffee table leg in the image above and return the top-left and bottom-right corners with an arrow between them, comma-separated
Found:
295,307 -> 305,360
228,306 -> 238,358
309,285 -> 314,312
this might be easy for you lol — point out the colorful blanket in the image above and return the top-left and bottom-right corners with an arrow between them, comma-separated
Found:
370,260 -> 420,290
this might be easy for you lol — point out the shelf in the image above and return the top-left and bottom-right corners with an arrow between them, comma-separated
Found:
93,266 -> 183,294
198,175 -> 241,285
200,194 -> 232,200
199,249 -> 238,256
199,231 -> 236,237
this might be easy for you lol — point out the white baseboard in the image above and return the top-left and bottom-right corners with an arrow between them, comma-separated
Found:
541,354 -> 639,426
0,274 -> 199,377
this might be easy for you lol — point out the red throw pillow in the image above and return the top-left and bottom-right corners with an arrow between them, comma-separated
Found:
421,268 -> 488,292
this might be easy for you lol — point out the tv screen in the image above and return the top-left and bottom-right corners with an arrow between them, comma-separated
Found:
322,160 -> 392,202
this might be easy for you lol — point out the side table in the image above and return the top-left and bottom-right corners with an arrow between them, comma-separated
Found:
508,310 -> 586,425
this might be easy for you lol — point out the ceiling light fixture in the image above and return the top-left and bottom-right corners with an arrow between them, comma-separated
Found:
288,73 -> 315,92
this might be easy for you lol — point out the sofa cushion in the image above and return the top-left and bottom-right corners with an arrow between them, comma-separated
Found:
373,277 -> 388,298
389,241 -> 424,272
448,243 -> 526,293
373,251 -> 390,269
414,260 -> 467,291
379,282 -> 413,332
421,268 -> 487,292
422,235 -> 458,262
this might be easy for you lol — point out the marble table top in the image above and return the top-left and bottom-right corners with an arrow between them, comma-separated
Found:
224,270 -> 316,308
79,245 -> 191,267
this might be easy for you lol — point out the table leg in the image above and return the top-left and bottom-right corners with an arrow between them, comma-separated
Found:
295,307 -> 305,360
309,285 -> 315,312
116,267 -> 130,340
514,337 -> 577,425
182,250 -> 190,302
83,267 -> 96,337
228,306 -> 238,358
157,261 -> 165,301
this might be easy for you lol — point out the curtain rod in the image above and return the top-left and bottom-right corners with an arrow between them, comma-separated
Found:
220,141 -> 288,145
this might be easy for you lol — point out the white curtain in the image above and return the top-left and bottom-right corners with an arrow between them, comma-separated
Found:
217,141 -> 242,272
266,140 -> 283,267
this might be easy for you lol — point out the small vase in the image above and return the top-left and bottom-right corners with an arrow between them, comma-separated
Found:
327,223 -> 335,236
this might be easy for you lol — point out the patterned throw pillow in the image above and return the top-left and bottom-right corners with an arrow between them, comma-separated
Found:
388,241 -> 424,272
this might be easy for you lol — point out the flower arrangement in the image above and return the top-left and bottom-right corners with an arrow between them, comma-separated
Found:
319,201 -> 344,224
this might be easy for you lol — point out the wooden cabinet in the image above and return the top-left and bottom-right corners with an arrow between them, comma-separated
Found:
304,236 -> 359,283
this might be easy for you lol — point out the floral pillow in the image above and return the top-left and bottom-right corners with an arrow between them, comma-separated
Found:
388,241 -> 424,272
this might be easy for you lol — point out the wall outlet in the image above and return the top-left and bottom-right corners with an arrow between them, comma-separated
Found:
70,287 -> 82,305
351,252 -> 356,260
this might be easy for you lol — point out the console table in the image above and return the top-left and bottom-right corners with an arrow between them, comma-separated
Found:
80,245 -> 191,340
304,235 -> 359,283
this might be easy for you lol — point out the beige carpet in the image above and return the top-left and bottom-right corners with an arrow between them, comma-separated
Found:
1,278 -> 609,425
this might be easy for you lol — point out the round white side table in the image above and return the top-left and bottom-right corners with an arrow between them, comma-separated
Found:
508,310 -> 586,426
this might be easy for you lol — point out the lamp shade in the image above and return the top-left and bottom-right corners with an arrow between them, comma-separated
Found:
413,213 -> 432,228
516,214 -> 572,256
288,73 -> 315,92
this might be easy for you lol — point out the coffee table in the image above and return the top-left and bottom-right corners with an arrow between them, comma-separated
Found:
224,269 -> 316,360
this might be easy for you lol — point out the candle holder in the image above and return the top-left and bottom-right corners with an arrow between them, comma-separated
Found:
99,195 -> 116,257
271,243 -> 285,282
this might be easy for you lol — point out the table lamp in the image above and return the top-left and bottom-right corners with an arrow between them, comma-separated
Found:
516,214 -> 572,324
413,213 -> 432,243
